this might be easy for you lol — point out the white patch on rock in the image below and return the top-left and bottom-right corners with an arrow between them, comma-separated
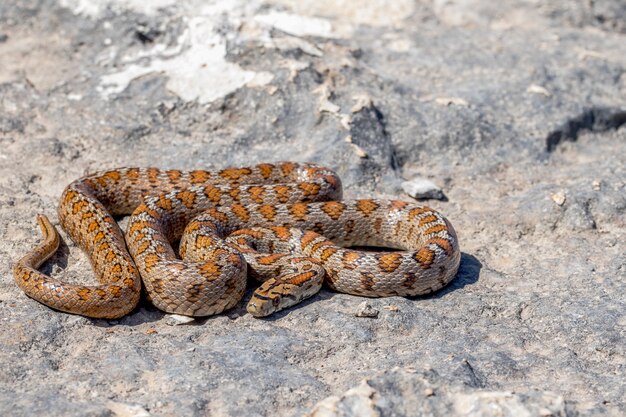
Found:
63,0 -> 273,103
60,0 -> 178,17
98,17 -> 273,103
246,71 -> 276,88
58,0 -> 106,17
254,11 -> 335,38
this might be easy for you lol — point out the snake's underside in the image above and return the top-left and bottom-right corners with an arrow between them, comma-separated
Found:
13,162 -> 460,318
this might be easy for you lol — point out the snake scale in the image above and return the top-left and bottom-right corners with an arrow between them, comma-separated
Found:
13,162 -> 461,318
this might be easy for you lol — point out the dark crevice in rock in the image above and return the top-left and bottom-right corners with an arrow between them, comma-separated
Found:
546,107 -> 626,152
134,26 -> 161,44
350,104 -> 401,179
124,125 -> 151,142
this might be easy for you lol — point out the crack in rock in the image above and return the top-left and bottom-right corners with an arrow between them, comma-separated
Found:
546,107 -> 626,152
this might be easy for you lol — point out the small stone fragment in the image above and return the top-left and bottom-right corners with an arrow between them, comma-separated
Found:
314,84 -> 341,114
345,136 -> 368,158
383,305 -> 399,312
350,143 -> 368,158
424,388 -> 434,397
145,328 -> 158,334
340,114 -> 351,130
319,99 -> 340,113
351,94 -> 373,113
355,302 -> 379,318
527,84 -> 552,96
402,178 -> 445,200
166,314 -> 195,325
551,191 -> 566,206
592,180 -> 601,191
279,59 -> 310,81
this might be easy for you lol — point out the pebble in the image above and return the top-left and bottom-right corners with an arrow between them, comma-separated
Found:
551,190 -> 566,206
401,178 -> 445,200
592,180 -> 601,191
527,84 -> 552,96
165,314 -> 196,325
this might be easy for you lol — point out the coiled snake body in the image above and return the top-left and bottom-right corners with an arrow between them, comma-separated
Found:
13,162 -> 460,318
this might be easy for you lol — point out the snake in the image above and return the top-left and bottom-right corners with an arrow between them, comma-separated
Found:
12,162 -> 461,318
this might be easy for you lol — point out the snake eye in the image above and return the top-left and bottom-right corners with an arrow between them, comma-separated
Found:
272,296 -> 280,307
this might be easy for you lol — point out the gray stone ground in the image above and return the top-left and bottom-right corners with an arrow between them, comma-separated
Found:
1,1 -> 625,416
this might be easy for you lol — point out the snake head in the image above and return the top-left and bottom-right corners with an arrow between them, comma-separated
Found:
246,268 -> 324,317
246,290 -> 282,317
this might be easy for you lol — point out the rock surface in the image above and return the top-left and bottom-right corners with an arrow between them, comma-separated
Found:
0,1 -> 624,416
307,368 -> 569,417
